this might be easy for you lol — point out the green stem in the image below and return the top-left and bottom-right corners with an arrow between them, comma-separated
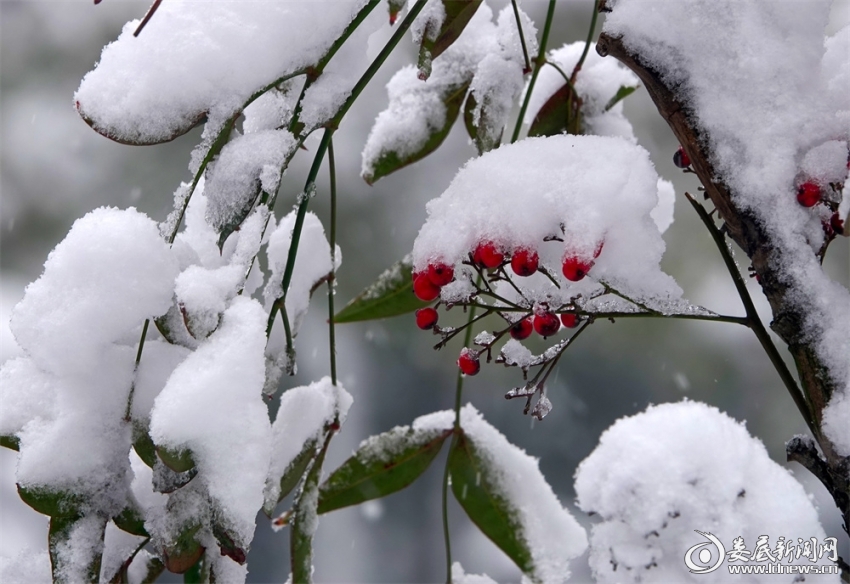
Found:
327,138 -> 338,386
511,0 -> 557,143
124,318 -> 150,422
442,277 -> 481,584
510,0 -> 532,73
684,192 -> 815,434
571,0 -> 600,81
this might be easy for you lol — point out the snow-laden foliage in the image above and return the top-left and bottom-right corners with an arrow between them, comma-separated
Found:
413,134 -> 680,302
575,401 -> 835,583
74,0 -> 377,143
361,1 -> 536,180
603,0 -> 850,455
416,406 -> 588,584
523,41 -> 639,141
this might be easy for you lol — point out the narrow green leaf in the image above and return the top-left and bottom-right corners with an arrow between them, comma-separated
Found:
603,84 -> 638,112
449,432 -> 534,574
1,435 -> 20,451
363,81 -> 470,184
463,91 -> 479,149
425,0 -> 485,62
264,438 -> 318,517
291,442 -> 328,584
318,426 -> 451,514
17,484 -> 83,517
156,445 -> 195,473
333,256 -> 431,323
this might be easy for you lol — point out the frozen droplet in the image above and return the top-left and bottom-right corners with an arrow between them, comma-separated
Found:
673,372 -> 690,392
360,500 -> 384,522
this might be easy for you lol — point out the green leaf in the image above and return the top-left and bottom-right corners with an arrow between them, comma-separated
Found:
449,431 -> 534,574
528,83 -> 581,138
363,81 -> 470,184
156,445 -> 195,473
1,434 -> 20,451
213,522 -> 246,565
264,438 -> 318,517
603,84 -> 638,112
133,425 -> 158,468
17,484 -> 83,517
49,514 -> 106,583
113,501 -> 149,537
463,90 -> 503,155
163,523 -> 205,574
423,0 -> 485,63
318,426 -> 451,514
333,256 -> 431,323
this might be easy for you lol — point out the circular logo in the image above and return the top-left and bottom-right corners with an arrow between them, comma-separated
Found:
684,530 -> 726,574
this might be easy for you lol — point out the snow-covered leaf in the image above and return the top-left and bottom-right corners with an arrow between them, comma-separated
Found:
421,0 -> 485,66
448,430 -> 533,575
16,484 -> 83,518
334,256 -> 431,323
363,80 -> 469,184
155,445 -> 195,474
112,502 -> 149,537
162,522 -> 204,575
264,438 -> 318,517
1,435 -> 19,451
528,82 -> 580,137
291,444 -> 325,584
318,424 -> 451,513
463,89 -> 501,154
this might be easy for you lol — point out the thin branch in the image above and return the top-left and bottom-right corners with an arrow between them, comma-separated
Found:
510,0 -> 532,73
570,0 -> 599,81
133,0 -> 162,37
684,192 -> 815,434
327,138 -> 338,386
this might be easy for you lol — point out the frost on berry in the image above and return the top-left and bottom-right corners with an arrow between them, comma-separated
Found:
427,262 -> 455,286
457,348 -> 480,376
473,241 -> 505,268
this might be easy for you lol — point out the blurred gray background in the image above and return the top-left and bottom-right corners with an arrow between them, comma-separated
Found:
1,1 -> 848,582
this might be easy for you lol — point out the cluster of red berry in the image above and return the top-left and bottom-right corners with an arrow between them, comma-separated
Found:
413,238 -> 599,376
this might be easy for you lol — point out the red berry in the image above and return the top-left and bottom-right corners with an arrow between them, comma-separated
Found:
473,241 -> 504,269
427,262 -> 454,287
415,307 -> 438,329
509,317 -> 533,340
593,240 -> 605,259
533,312 -> 560,337
830,212 -> 845,235
796,182 -> 821,207
457,348 -> 480,376
510,248 -> 539,277
673,146 -> 691,169
562,255 -> 593,282
560,313 -> 579,328
413,273 -> 440,301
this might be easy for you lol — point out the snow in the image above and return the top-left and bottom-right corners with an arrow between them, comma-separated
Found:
652,178 -> 675,234
99,521 -> 146,582
603,0 -> 850,454
574,401 -> 835,583
451,561 -> 498,584
149,297 -> 272,548
412,134 -> 683,304
2,207 -> 176,512
523,41 -> 639,142
265,377 -> 352,509
264,210 -> 341,345
52,515 -> 107,583
75,0 -> 372,144
822,390 -> 850,454
10,207 -> 177,378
